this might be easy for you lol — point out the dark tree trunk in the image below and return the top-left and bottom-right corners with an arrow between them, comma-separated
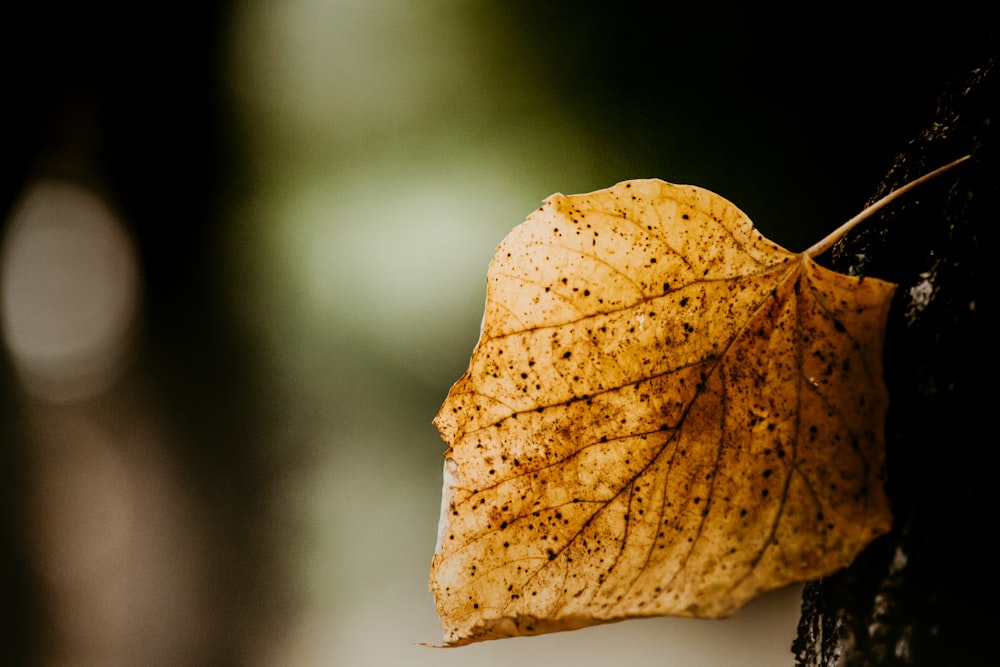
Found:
794,46 -> 1000,666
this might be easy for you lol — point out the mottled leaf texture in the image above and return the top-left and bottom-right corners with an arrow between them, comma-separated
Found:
431,179 -> 894,646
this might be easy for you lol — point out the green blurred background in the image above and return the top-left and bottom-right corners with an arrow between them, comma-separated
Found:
1,2 -> 986,665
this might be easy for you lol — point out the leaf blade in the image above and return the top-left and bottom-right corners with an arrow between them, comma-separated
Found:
431,179 -> 895,646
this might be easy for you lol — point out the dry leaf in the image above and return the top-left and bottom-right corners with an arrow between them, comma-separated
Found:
430,177 -> 897,646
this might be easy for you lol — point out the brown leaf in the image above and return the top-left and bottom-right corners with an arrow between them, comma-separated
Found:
430,178 -> 894,646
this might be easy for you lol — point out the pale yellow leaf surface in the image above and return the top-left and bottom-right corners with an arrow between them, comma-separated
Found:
430,178 -> 894,646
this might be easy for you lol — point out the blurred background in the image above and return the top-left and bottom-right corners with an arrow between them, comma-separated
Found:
0,2 -> 986,665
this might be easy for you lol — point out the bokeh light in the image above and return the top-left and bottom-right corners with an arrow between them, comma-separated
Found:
1,180 -> 139,403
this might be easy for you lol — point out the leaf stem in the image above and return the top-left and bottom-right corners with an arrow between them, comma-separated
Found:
804,154 -> 971,258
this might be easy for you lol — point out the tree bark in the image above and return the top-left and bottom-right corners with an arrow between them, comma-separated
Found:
794,45 -> 1000,666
